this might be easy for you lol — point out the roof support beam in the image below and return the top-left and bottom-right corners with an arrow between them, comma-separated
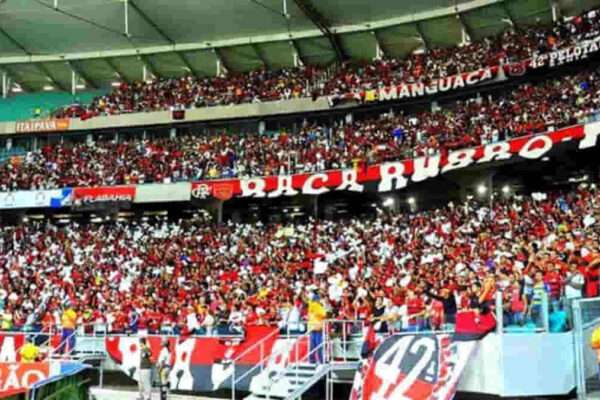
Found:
35,63 -> 69,92
550,0 -> 560,23
2,72 -> 8,98
104,58 -> 129,82
372,30 -> 385,60
0,25 -> 30,56
456,13 -> 473,44
501,1 -> 516,27
289,40 -> 305,67
415,22 -> 430,50
138,55 -> 159,79
292,0 -> 345,63
251,44 -> 269,69
0,68 -> 33,92
67,61 -> 99,89
213,48 -> 229,76
177,52 -> 199,76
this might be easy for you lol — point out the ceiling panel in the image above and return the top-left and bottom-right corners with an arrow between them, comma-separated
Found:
461,4 -> 511,41
218,45 -> 264,73
375,24 -> 424,58
180,50 -> 219,77
146,53 -> 188,78
40,61 -> 74,88
419,15 -> 463,48
123,0 -> 309,45
339,32 -> 377,61
505,0 -> 552,27
295,37 -> 337,66
109,56 -> 145,82
255,42 -> 295,70
0,0 -> 160,54
75,59 -> 120,85
314,0 -> 454,26
4,64 -> 48,91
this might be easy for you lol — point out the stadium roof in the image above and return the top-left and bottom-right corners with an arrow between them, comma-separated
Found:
0,0 -> 598,92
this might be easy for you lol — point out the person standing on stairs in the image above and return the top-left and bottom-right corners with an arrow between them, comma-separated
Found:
307,293 -> 327,364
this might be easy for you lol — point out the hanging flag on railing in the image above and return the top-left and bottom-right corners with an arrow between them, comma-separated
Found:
349,333 -> 477,400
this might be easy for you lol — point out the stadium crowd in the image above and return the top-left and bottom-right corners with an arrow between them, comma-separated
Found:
2,66 -> 599,191
54,8 -> 600,119
0,183 -> 598,335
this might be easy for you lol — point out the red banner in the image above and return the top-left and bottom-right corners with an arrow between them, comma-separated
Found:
72,186 -> 136,204
192,122 -> 600,200
105,326 -> 285,392
0,362 -> 50,397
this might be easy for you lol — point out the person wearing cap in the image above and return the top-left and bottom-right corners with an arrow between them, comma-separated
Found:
138,336 -> 153,400
307,293 -> 326,364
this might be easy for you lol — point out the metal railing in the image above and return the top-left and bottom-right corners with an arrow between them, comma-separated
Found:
325,319 -> 365,364
230,329 -> 310,400
229,327 -> 281,400
49,329 -> 79,359
285,338 -> 329,400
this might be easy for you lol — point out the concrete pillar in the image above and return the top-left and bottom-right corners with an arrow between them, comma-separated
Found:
71,70 -> 77,96
2,73 -> 7,99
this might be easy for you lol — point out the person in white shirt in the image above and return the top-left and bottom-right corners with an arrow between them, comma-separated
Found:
186,307 -> 200,335
228,306 -> 244,334
565,263 -> 585,300
565,263 -> 585,326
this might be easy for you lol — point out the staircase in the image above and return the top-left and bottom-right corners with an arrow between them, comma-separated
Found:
231,321 -> 366,400
242,334 -> 328,400
245,362 -> 329,400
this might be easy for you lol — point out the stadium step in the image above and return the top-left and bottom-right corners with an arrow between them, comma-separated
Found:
244,363 -> 329,400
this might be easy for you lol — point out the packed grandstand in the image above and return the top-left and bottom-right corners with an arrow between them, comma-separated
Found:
0,184 -> 597,336
1,1 -> 600,399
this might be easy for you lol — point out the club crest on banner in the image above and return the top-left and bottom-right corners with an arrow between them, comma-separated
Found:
213,184 -> 233,201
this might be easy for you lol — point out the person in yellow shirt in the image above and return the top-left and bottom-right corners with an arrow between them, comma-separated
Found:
1,308 -> 13,331
307,294 -> 326,364
591,325 -> 600,382
58,305 -> 78,354
20,341 -> 40,363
